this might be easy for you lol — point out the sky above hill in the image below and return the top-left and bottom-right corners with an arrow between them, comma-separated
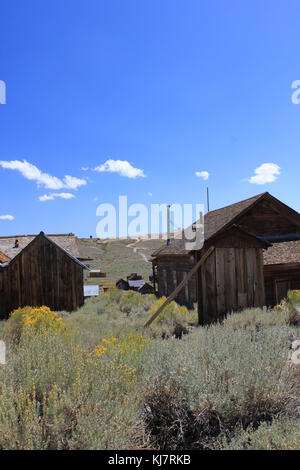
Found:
1,0 -> 300,237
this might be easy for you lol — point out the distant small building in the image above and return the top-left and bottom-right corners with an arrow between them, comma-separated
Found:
116,279 -> 129,290
127,273 -> 143,281
138,282 -> 155,295
128,279 -> 145,290
90,270 -> 106,278
116,277 -> 155,295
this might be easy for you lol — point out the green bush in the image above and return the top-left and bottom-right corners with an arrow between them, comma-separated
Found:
4,306 -> 66,345
140,322 -> 297,449
275,290 -> 300,326
221,417 -> 300,450
223,307 -> 285,331
0,328 -> 140,449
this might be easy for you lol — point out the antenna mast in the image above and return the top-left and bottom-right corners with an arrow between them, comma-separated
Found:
167,204 -> 171,245
207,187 -> 210,212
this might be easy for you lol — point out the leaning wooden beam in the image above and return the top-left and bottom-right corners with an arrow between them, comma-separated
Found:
144,245 -> 215,328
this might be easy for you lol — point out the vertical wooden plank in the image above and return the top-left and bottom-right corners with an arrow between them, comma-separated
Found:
162,269 -> 167,296
197,252 -> 204,325
246,248 -> 255,307
224,248 -> 237,315
215,248 -> 226,318
205,249 -> 217,322
236,248 -> 247,310
200,262 -> 207,323
255,248 -> 265,307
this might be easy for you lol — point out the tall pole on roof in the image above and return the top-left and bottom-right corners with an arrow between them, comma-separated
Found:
167,204 -> 171,245
207,187 -> 210,212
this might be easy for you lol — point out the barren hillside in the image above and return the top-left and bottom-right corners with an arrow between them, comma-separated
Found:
77,237 -> 165,285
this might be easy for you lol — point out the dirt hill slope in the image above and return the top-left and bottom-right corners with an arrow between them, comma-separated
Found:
77,237 -> 165,286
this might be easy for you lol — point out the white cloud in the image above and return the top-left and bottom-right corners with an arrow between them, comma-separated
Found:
195,170 -> 210,181
39,192 -> 75,202
248,163 -> 281,185
148,192 -> 153,197
0,214 -> 14,221
94,159 -> 146,179
81,166 -> 89,171
63,175 -> 86,190
0,160 -> 87,190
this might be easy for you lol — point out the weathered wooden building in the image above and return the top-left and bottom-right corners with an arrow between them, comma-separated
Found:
0,232 -> 87,319
263,239 -> 300,305
152,192 -> 300,324
0,232 -> 81,261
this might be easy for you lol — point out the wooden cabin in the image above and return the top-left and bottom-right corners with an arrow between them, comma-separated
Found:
152,192 -> 300,324
196,225 -> 268,324
116,278 -> 130,290
263,240 -> 300,305
0,232 -> 87,319
0,232 -> 81,261
138,282 -> 155,295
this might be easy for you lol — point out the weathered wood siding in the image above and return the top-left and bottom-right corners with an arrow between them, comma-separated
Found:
238,198 -> 300,238
0,234 -> 84,319
264,264 -> 300,306
155,255 -> 197,308
198,230 -> 266,324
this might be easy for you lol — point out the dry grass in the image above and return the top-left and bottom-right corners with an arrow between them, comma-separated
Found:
77,237 -> 164,285
0,290 -> 299,450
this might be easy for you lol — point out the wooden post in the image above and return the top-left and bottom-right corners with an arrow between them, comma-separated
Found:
144,246 -> 215,328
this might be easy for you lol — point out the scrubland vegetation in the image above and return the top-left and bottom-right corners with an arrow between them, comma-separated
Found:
0,289 -> 299,450
77,237 -> 164,284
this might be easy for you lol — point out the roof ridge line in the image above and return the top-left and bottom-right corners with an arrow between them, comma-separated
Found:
205,192 -> 268,215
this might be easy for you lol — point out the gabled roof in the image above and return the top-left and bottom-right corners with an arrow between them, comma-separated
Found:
0,232 -> 80,260
204,193 -> 266,240
128,279 -> 145,289
152,192 -> 300,257
207,224 -> 270,248
4,232 -> 89,270
0,250 -> 10,264
42,233 -> 89,269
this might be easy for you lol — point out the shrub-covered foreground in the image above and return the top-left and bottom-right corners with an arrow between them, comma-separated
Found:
0,290 -> 299,450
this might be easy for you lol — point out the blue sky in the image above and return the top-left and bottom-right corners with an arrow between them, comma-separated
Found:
1,0 -> 300,237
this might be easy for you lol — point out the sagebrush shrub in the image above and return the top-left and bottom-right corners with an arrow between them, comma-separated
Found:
275,290 -> 300,326
221,417 -> 300,450
4,306 -> 66,344
0,328 -> 140,449
0,293 -> 299,450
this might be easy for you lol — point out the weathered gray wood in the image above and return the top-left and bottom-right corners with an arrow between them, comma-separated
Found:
0,233 -> 85,318
215,248 -> 226,317
144,246 -> 215,328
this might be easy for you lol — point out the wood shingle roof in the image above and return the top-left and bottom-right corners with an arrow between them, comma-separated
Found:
0,233 -> 80,261
263,240 -> 300,265
152,192 -> 300,259
152,193 -> 266,257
